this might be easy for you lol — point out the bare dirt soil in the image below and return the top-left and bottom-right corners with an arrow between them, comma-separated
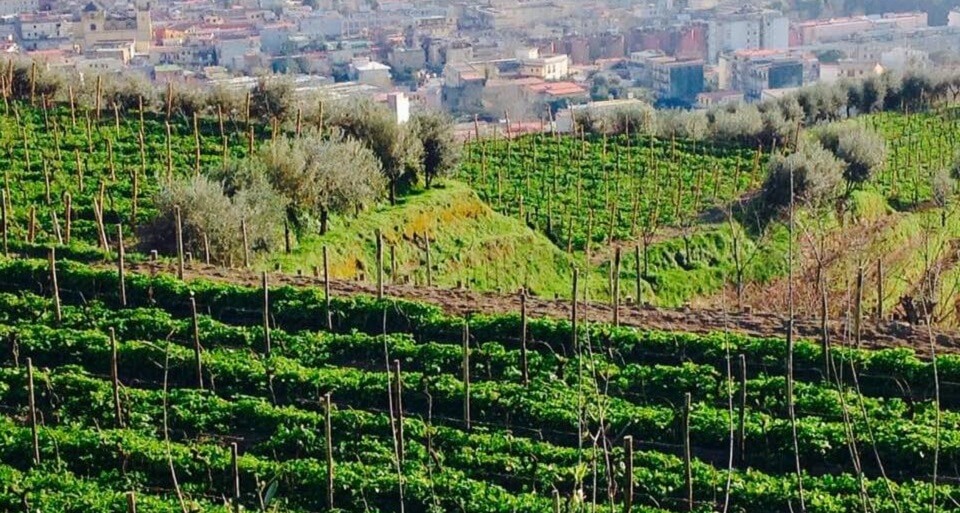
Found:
122,261 -> 960,358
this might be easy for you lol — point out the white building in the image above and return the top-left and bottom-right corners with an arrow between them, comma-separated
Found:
705,9 -> 788,64
387,92 -> 409,124
351,59 -> 392,87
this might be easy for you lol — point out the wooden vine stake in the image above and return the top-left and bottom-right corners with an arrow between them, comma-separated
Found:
737,354 -> 747,467
854,265 -> 864,348
262,271 -> 271,357
684,392 -> 693,512
64,192 -> 72,245
390,245 -> 396,284
49,248 -> 61,323
613,246 -> 621,326
95,75 -> 102,120
876,259 -> 884,323
131,169 -> 139,229
43,160 -> 51,204
165,122 -> 173,181
110,327 -> 123,427
520,290 -> 529,386
94,197 -> 109,255
463,321 -> 471,431
571,268 -> 579,351
241,217 -> 250,268
635,244 -> 643,306
324,393 -> 334,510
27,357 -> 39,465
189,295 -> 204,390
175,206 -> 185,280
107,138 -> 116,181
68,85 -> 76,126
202,232 -> 210,265
126,492 -> 137,513
624,435 -> 634,512
323,246 -> 332,331
393,359 -> 405,464
27,205 -> 35,243
230,443 -> 240,512
50,212 -> 62,245
0,190 -> 6,256
117,224 -> 127,308
193,112 -> 201,176
425,234 -> 432,287
376,230 -> 384,300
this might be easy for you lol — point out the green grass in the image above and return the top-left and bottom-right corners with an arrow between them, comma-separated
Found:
269,181 -> 581,299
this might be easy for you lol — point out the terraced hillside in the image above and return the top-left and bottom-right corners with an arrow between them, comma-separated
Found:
2,257 -> 960,512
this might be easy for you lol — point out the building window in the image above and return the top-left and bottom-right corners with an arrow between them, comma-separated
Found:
90,23 -> 96,30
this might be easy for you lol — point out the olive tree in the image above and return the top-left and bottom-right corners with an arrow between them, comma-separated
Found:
709,103 -> 763,145
412,110 -> 461,188
142,175 -> 286,265
326,99 -> 422,203
250,75 -> 295,123
817,125 -> 886,188
260,132 -> 385,234
762,141 -> 843,211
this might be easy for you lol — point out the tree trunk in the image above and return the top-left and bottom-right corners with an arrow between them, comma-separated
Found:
320,209 -> 329,235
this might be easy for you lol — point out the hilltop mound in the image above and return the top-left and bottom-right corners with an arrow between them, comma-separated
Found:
268,181 -> 578,298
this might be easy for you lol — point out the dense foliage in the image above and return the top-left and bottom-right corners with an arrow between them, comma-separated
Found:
0,257 -> 957,511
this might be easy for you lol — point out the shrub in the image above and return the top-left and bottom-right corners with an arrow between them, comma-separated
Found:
412,111 -> 461,188
817,125 -> 886,188
326,99 -> 422,203
762,142 -> 843,211
259,132 -> 385,233
141,175 -> 285,264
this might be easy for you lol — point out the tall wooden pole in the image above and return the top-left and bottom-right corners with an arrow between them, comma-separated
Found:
27,357 -> 40,465
876,259 -> 884,323
684,392 -> 693,512
0,190 -> 7,257
393,359 -> 405,464
624,435 -> 634,513
110,328 -> 123,428
571,268 -> 579,351
175,206 -> 185,280
376,230 -> 384,299
323,246 -> 332,331
126,492 -> 137,513
230,442 -> 240,513
117,224 -> 126,307
262,271 -> 271,357
737,354 -> 747,467
189,296 -> 204,390
425,234 -> 432,287
64,192 -> 72,244
520,290 -> 529,386
613,246 -> 621,326
463,321 -> 471,431
325,393 -> 334,510
241,217 -> 250,268
49,248 -> 61,323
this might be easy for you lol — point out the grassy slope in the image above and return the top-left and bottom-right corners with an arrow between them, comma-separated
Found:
268,181 -> 581,299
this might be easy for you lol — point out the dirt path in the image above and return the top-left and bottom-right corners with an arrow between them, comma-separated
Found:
120,261 -> 960,357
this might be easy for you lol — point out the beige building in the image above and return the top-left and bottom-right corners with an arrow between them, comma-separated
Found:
520,54 -> 569,80
79,1 -> 152,54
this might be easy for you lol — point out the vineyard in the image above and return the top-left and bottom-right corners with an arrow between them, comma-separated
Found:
2,256 -> 960,512
3,71 -> 960,512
